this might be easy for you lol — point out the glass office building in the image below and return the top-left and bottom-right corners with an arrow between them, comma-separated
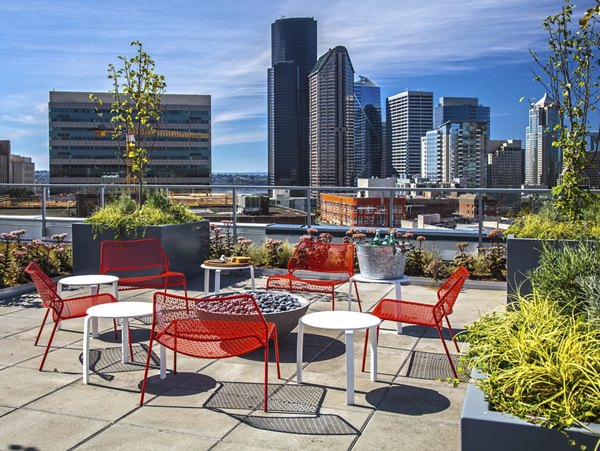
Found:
268,17 -> 317,188
49,91 -> 211,185
354,76 -> 383,180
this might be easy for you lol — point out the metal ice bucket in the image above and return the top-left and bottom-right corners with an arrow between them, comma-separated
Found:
355,244 -> 407,280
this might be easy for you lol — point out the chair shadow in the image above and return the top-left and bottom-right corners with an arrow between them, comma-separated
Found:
366,384 -> 451,415
139,372 -> 218,397
238,333 -> 345,364
389,324 -> 466,340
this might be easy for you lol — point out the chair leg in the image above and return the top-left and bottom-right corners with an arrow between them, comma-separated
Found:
35,308 -> 50,346
140,331 -> 155,405
445,316 -> 460,352
127,324 -> 134,362
113,319 -> 118,339
173,351 -> 177,374
331,289 -> 335,311
435,325 -> 458,378
39,319 -> 60,371
263,340 -> 269,412
353,281 -> 362,312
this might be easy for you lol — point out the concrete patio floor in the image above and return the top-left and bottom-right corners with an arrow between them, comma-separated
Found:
0,271 -> 506,451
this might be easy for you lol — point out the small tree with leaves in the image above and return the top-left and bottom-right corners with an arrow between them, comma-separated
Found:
530,1 -> 600,220
90,41 -> 166,204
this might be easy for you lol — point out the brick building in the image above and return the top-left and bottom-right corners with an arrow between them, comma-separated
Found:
320,193 -> 406,227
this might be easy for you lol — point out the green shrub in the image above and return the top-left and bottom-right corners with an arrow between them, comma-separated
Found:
531,240 -> 600,325
461,294 -> 600,445
507,202 -> 600,239
85,190 -> 200,239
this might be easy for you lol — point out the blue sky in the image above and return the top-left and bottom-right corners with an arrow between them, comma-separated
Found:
0,0 -> 595,172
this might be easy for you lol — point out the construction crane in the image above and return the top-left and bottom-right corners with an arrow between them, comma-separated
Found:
92,127 -> 210,183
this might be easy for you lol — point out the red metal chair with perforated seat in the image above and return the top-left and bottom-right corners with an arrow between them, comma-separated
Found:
266,240 -> 362,311
361,266 -> 470,378
100,238 -> 187,296
25,261 -> 119,371
140,292 -> 281,411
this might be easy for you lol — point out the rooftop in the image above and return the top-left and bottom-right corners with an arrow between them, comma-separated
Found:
0,272 -> 505,450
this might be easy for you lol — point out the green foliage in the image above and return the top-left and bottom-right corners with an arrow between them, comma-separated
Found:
85,190 -> 199,239
507,202 -> 600,239
250,238 -> 293,268
461,295 -> 600,446
89,41 -> 167,202
531,1 -> 600,219
531,240 -> 600,325
0,231 -> 72,288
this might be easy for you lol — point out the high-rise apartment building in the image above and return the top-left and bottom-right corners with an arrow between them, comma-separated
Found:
525,94 -> 560,187
48,91 -> 211,184
486,140 -> 523,188
386,91 -> 433,179
354,76 -> 383,179
434,97 -> 490,133
308,46 -> 355,187
11,155 -> 35,184
268,17 -> 317,188
423,121 -> 488,187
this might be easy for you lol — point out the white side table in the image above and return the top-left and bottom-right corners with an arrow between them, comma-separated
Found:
350,274 -> 409,333
201,264 -> 255,294
83,301 -> 153,384
296,311 -> 381,405
58,274 -> 119,337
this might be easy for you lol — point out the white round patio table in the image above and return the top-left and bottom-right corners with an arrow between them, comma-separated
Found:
201,264 -> 255,294
58,274 -> 119,337
82,302 -> 153,384
296,310 -> 381,405
349,274 -> 409,333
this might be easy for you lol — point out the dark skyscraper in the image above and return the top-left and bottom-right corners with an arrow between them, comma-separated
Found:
268,17 -> 317,188
354,76 -> 383,180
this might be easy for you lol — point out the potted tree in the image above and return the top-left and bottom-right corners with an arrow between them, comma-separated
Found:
72,41 -> 208,277
506,1 -> 600,299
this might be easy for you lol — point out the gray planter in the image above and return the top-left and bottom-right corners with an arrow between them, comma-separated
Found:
72,221 -> 209,279
506,238 -> 579,302
355,244 -> 407,279
461,370 -> 600,451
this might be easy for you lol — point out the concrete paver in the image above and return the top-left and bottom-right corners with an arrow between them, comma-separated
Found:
0,273 -> 506,450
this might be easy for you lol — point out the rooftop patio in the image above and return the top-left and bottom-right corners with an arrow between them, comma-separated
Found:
0,271 -> 505,450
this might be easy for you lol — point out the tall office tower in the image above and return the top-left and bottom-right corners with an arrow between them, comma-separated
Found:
11,155 -> 35,184
0,141 -> 10,184
308,46 -> 355,187
525,94 -> 561,187
434,97 -> 490,134
433,121 -> 488,188
354,76 -> 383,179
421,130 -> 441,181
386,91 -> 433,179
268,17 -> 317,188
486,140 -> 523,188
49,91 -> 211,184
381,121 -> 393,177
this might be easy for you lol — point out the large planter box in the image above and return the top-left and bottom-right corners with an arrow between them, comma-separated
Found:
506,238 -> 579,302
461,371 -> 600,451
72,221 -> 209,279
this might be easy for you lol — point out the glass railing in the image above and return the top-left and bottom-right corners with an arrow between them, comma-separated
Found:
0,182 -> 594,248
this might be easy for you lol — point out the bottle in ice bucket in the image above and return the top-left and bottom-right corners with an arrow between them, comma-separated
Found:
372,230 -> 381,245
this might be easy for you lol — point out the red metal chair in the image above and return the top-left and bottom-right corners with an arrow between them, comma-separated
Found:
100,238 -> 187,296
140,292 -> 281,411
25,261 -> 119,371
266,240 -> 362,311
362,266 -> 470,378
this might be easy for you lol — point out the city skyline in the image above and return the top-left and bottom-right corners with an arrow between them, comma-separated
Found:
0,0 -> 595,173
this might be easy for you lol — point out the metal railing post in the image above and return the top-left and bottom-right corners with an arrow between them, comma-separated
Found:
478,192 -> 484,249
306,188 -> 312,228
232,188 -> 237,241
41,186 -> 48,238
100,185 -> 106,208
388,189 -> 394,228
